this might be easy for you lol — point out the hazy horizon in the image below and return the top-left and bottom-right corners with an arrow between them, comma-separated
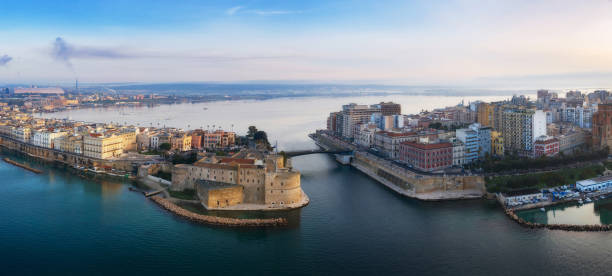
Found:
2,0 -> 612,87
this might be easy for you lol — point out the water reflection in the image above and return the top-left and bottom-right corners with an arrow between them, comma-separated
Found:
517,199 -> 612,225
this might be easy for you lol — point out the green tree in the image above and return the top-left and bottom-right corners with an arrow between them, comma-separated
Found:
159,143 -> 171,151
248,126 -> 258,137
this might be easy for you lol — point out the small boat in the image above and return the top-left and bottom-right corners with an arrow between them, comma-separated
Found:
585,197 -> 592,203
578,199 -> 583,205
540,208 -> 545,212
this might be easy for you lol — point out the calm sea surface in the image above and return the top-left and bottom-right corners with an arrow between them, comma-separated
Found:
1,94 -> 609,275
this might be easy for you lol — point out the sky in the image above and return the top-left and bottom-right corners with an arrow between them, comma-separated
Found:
1,0 -> 612,88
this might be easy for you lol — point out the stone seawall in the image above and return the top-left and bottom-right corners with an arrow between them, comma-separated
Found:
311,133 -> 485,200
352,151 -> 485,201
149,196 -> 288,227
3,157 -> 43,174
505,209 -> 611,232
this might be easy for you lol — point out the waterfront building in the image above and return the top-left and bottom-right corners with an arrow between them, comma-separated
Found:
450,137 -> 465,167
373,131 -> 416,159
326,111 -> 343,136
12,126 -> 31,143
472,123 -> 491,158
190,130 -> 203,149
533,135 -> 559,158
83,133 -> 124,159
340,103 -> 381,139
0,124 -> 14,138
501,108 -> 546,155
200,130 -> 236,149
171,133 -> 192,152
498,189 -> 544,207
31,129 -> 67,149
576,175 -> 612,192
120,129 -> 137,152
491,131 -> 504,156
592,103 -> 612,150
354,123 -> 379,148
455,128 -> 479,163
399,140 -> 453,172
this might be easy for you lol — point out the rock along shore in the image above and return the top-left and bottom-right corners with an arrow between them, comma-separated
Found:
505,209 -> 611,232
3,157 -> 43,174
149,196 -> 288,227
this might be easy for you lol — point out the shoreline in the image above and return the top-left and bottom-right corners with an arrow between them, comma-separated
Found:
3,157 -> 43,174
149,196 -> 288,227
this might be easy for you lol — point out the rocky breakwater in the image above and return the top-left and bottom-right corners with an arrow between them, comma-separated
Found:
3,157 -> 43,174
149,196 -> 288,227
505,209 -> 612,232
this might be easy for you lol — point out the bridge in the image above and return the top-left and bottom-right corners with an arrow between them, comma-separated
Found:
284,149 -> 353,157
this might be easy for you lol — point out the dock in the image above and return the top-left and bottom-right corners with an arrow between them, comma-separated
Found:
3,157 -> 43,174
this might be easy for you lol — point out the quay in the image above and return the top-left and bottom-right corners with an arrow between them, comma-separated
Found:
149,196 -> 288,227
310,132 -> 486,201
3,157 -> 43,174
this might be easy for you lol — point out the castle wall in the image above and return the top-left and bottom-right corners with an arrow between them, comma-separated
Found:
265,170 -> 302,206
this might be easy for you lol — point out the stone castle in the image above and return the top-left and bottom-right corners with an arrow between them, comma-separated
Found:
171,149 -> 307,210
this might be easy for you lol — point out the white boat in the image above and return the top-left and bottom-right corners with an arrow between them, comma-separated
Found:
578,199 -> 583,204
540,208 -> 545,212
585,197 -> 592,203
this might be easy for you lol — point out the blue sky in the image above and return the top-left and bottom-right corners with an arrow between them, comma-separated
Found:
1,0 -> 612,87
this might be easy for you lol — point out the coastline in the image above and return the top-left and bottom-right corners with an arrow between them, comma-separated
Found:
149,196 -> 288,227
311,132 -> 486,201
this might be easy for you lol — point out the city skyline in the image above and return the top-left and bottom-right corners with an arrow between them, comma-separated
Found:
2,0 -> 612,87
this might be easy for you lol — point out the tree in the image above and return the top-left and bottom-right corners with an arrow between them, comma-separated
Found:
248,126 -> 258,137
159,143 -> 171,151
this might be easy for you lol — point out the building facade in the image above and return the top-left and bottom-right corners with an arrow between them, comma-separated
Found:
399,141 -> 453,172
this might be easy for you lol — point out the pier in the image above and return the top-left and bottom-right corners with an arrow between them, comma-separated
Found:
3,158 -> 43,174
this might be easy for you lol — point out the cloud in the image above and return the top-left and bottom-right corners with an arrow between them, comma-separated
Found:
247,10 -> 298,16
0,55 -> 12,66
226,6 -> 243,15
52,37 -> 132,67
225,6 -> 298,16
50,37 -> 297,67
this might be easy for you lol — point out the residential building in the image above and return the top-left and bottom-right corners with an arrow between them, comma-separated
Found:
477,102 -> 495,127
374,102 -> 401,116
501,109 -> 546,155
456,128 -> 479,164
373,131 -> 416,159
12,126 -> 31,143
31,129 -> 67,149
491,131 -> 504,156
592,103 -> 612,150
450,137 -> 465,167
171,133 -> 192,151
340,103 -> 381,139
533,135 -> 560,158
